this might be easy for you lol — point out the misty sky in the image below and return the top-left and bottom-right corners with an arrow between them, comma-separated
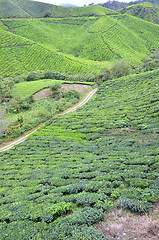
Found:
35,0 -> 134,7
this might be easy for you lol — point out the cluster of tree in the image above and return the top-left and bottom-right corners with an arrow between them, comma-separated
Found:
96,58 -> 130,84
98,47 -> 159,83
142,47 -> 159,71
99,0 -> 141,10
99,0 -> 158,10
0,78 -> 13,102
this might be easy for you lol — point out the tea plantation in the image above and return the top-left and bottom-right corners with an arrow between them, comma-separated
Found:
0,69 -> 158,239
1,14 -> 159,77
0,25 -> 96,77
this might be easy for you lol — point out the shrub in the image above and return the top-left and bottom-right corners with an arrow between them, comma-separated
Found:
55,99 -> 66,112
61,207 -> 104,226
62,90 -> 80,101
116,198 -> 153,214
26,72 -> 40,81
75,192 -> 107,207
69,226 -> 106,240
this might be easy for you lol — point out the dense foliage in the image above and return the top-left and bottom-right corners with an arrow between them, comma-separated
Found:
0,69 -> 158,239
119,2 -> 159,25
100,0 -> 159,10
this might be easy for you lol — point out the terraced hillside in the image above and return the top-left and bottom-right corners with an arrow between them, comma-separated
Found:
120,2 -> 159,25
0,0 -> 116,18
0,14 -> 159,77
0,69 -> 158,239
0,22 -> 96,77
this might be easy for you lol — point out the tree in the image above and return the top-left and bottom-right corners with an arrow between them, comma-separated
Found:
50,83 -> 62,100
44,10 -> 52,18
143,47 -> 159,71
111,58 -> 130,78
0,78 -> 12,101
0,105 -> 10,135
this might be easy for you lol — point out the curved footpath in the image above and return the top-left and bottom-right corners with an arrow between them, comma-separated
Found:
0,88 -> 97,152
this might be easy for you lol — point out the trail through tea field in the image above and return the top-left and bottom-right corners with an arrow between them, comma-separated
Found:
0,88 -> 97,152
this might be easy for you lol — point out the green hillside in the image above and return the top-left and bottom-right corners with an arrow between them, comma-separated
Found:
0,0 -> 30,18
0,0 -> 116,18
0,69 -> 158,238
0,23 -> 97,77
120,2 -> 159,25
0,14 -> 159,77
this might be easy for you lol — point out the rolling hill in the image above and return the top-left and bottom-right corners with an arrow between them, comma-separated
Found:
0,0 -> 116,18
0,14 -> 159,77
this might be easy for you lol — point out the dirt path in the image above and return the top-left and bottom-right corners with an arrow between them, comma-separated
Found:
0,88 -> 97,152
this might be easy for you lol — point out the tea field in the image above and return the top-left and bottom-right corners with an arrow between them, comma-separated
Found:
0,69 -> 158,239
1,14 -> 159,77
0,23 -> 96,77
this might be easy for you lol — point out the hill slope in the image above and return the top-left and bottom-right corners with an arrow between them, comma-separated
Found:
0,68 -> 158,238
0,22 -> 97,77
0,14 -> 159,77
0,0 -> 116,18
119,2 -> 159,25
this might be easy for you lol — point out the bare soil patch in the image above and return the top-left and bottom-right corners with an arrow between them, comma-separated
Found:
61,83 -> 90,94
33,84 -> 91,100
33,88 -> 52,100
96,204 -> 159,240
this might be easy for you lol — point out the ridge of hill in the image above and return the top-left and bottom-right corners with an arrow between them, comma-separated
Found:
0,68 -> 158,238
0,0 -> 116,18
0,14 -> 159,77
119,1 -> 159,24
60,3 -> 78,7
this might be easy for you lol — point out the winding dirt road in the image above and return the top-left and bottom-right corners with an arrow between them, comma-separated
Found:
0,88 -> 97,152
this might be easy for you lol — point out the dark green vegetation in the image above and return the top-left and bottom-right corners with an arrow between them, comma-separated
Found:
0,0 -> 116,18
119,2 -> 159,25
0,69 -> 159,239
0,13 -> 159,77
100,0 -> 159,10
